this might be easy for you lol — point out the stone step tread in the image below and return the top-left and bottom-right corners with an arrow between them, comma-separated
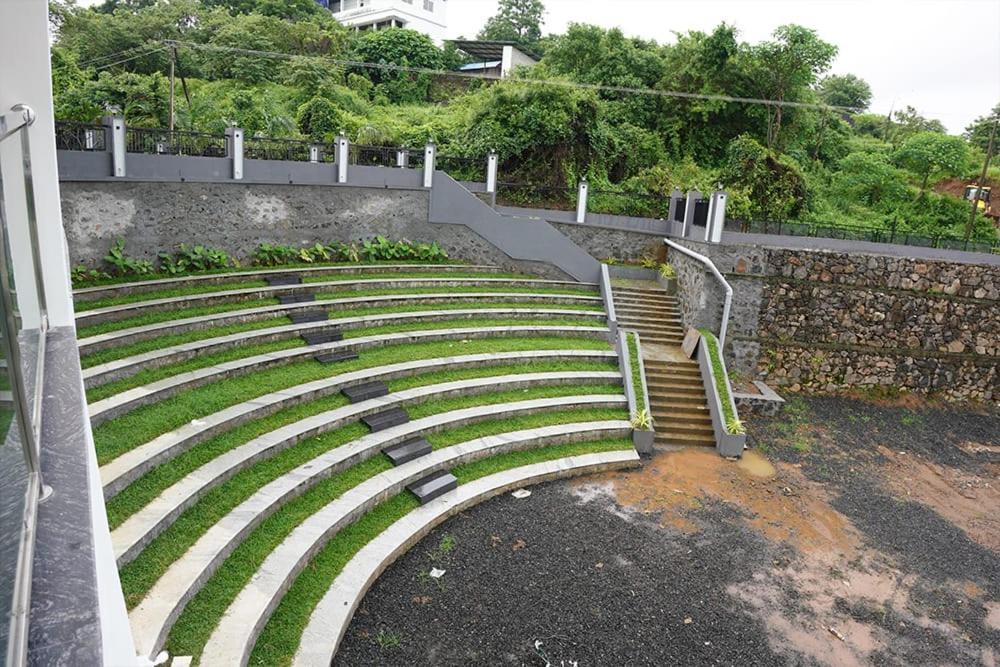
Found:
652,414 -> 714,426
288,310 -> 329,324
658,426 -> 716,437
382,438 -> 433,466
655,438 -> 715,447
362,407 -> 410,432
277,293 -> 317,305
315,350 -> 359,365
614,289 -> 677,298
407,470 -> 459,505
647,384 -> 704,392
343,381 -> 389,403
301,330 -> 344,346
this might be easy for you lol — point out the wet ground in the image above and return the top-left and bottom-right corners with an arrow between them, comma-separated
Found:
336,395 -> 1000,666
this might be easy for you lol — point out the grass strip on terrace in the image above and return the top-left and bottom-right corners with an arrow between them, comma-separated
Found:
699,329 -> 738,429
165,419 -> 629,662
76,286 -> 601,338
246,436 -> 633,667
118,399 -> 625,609
79,301 -> 606,369
627,332 -> 647,414
75,272 -> 547,311
85,316 -> 603,401
91,337 -> 613,464
105,362 -> 618,529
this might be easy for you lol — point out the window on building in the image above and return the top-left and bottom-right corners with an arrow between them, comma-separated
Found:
330,0 -> 342,11
423,0 -> 434,11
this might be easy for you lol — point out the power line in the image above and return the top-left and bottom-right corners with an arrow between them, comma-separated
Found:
161,39 -> 862,114
91,45 -> 171,71
78,43 -> 162,68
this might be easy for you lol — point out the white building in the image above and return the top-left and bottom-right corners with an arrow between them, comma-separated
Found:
328,0 -> 448,43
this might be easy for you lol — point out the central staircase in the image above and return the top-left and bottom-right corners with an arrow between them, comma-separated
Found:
612,284 -> 715,449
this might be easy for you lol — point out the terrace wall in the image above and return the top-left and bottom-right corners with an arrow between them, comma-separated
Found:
59,181 -> 568,279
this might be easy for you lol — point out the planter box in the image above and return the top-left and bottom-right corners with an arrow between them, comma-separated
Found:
632,429 -> 655,456
734,381 -> 785,417
657,275 -> 677,295
696,337 -> 747,458
606,265 -> 658,281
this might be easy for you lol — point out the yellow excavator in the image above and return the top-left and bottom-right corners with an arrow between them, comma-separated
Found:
965,184 -> 999,223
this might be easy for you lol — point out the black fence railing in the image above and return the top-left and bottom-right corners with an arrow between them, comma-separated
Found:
124,127 -> 228,157
54,121 -> 108,152
437,155 -> 487,182
727,219 -> 1000,254
589,188 -> 671,219
496,182 -> 577,212
349,144 -> 399,168
244,136 -> 315,162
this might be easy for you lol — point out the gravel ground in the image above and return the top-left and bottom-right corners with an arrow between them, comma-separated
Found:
336,396 -> 1000,666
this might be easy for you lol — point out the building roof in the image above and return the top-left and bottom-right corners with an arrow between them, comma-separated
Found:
449,40 -> 540,62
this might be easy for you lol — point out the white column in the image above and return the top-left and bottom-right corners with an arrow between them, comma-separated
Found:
309,144 -> 319,163
227,127 -> 244,180
707,191 -> 727,243
501,45 -> 514,78
107,116 -> 126,178
396,149 -> 408,168
576,179 -> 589,223
486,151 -> 498,193
336,134 -> 349,184
423,142 -> 436,188
682,189 -> 701,237
667,188 -> 683,223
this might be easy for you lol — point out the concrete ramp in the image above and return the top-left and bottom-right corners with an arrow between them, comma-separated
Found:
429,174 -> 601,283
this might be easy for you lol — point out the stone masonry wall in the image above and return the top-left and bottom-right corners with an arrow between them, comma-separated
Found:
60,181 -> 568,279
684,239 -> 999,402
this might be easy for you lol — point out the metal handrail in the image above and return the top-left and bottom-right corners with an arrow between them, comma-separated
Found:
0,102 -> 48,667
664,238 -> 732,347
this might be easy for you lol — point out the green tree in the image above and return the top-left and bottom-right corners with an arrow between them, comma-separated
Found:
720,134 -> 808,221
964,103 -> 1000,151
350,28 -> 443,103
833,152 -> 907,208
478,0 -> 545,51
816,73 -> 872,111
742,25 -> 837,149
894,131 -> 969,193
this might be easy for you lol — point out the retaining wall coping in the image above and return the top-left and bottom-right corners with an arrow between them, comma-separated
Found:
73,264 -> 506,300
76,277 -> 599,325
98,349 -> 617,497
88,325 -> 610,425
291,449 -> 641,666
111,372 -> 622,566
77,291 -> 606,353
83,308 -> 607,387
201,429 -> 635,666
129,414 -> 630,660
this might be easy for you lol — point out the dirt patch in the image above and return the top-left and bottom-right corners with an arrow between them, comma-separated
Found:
579,448 -> 860,554
878,445 -> 1000,551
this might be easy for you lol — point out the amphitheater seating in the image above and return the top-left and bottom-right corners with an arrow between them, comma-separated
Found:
75,262 -> 638,665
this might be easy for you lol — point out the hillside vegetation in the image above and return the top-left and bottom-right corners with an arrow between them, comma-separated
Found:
50,0 -> 1000,243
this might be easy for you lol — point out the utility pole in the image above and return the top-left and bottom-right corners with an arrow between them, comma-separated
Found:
965,116 -> 998,241
169,47 -> 177,134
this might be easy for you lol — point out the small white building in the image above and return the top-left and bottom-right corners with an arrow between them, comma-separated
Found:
328,0 -> 448,44
451,40 -> 540,79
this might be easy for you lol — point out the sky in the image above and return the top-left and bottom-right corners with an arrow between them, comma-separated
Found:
446,0 -> 1000,134
75,0 -> 1000,134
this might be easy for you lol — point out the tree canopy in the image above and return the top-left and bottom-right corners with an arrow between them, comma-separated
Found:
477,0 -> 545,52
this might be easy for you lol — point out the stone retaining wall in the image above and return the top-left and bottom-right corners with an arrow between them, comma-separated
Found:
680,239 -> 999,402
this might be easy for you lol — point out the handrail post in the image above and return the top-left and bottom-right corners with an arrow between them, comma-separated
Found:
664,238 -> 732,348
336,134 -> 349,184
706,191 -> 727,243
226,127 -> 243,180
423,141 -> 436,188
105,115 -> 126,177
396,148 -> 408,168
486,150 -> 498,194
682,189 -> 700,237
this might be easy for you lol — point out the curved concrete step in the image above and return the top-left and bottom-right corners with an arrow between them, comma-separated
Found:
129,416 -> 631,660
201,432 -> 635,666
99,349 -> 617,498
291,449 -> 640,666
111,374 -> 622,566
88,325 -> 609,425
83,308 -> 606,388
73,265 -> 509,301
77,277 -> 598,326
78,292 -> 604,354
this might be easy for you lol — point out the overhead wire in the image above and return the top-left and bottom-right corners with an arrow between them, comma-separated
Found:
92,45 -> 172,71
160,39 -> 863,114
78,42 -> 164,68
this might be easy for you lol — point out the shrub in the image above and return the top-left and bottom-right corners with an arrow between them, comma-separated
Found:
71,265 -> 109,287
252,243 -> 301,267
658,263 -> 676,279
103,239 -> 153,277
158,244 -> 232,274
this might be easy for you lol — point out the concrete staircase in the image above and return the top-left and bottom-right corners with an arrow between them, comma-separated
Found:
612,284 -> 715,448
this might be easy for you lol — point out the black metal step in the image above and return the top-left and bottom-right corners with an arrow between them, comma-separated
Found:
267,274 -> 302,286
278,293 -> 316,305
362,407 -> 410,432
383,437 -> 433,466
343,380 -> 389,403
301,329 -> 344,346
407,470 -> 458,505
315,350 -> 358,364
288,310 -> 328,324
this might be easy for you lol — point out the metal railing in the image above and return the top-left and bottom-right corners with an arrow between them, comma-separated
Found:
664,238 -> 732,347
728,218 -> 1000,254
124,126 -> 228,157
349,144 -> 398,168
0,103 -> 49,667
496,182 -> 577,211
437,154 -> 487,182
243,136 -> 315,162
589,188 -> 670,219
53,121 -> 106,152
